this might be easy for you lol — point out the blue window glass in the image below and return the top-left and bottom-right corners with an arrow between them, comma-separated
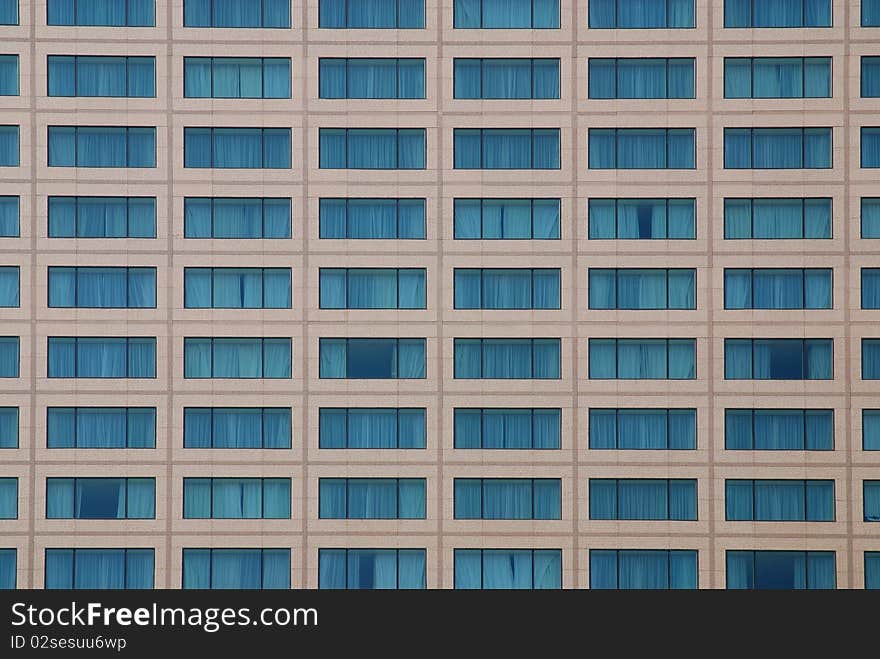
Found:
867,553 -> 880,589
588,269 -> 695,310
0,407 -> 17,448
184,198 -> 290,239
48,56 -> 155,98
184,268 -> 291,309
453,0 -> 560,28
319,269 -> 426,309
454,59 -> 559,99
865,0 -> 880,25
48,267 -> 156,308
0,266 -> 17,307
0,337 -> 17,378
590,550 -> 698,589
865,339 -> 880,379
588,128 -> 695,169
319,0 -> 425,28
724,127 -> 832,169
454,549 -> 561,589
48,197 -> 156,238
45,549 -> 154,589
318,338 -> 426,379
589,479 -> 698,520
319,478 -> 426,519
0,549 -> 14,589
183,0 -> 290,27
46,477 -> 155,519
863,127 -> 880,167
724,0 -> 831,27
453,479 -> 561,520
0,196 -> 18,237
454,199 -> 560,240
588,198 -> 696,240
0,478 -> 17,518
454,408 -> 561,449
319,408 -> 426,449
183,338 -> 292,379
319,549 -> 426,589
183,478 -> 291,519
865,410 -> 880,450
48,126 -> 155,168
0,55 -> 18,96
725,409 -> 834,450
453,338 -> 561,379
866,482 -> 880,521
454,269 -> 561,310
320,199 -> 426,239
184,57 -> 291,98
0,0 -> 15,24
588,338 -> 696,380
48,0 -> 155,26
47,407 -> 156,449
726,551 -> 836,589
862,269 -> 880,309
723,198 -> 831,239
0,125 -> 17,166
863,198 -> 880,238
47,337 -> 155,379
320,58 -> 425,99
724,268 -> 832,310
588,58 -> 695,99
588,409 -> 696,450
184,408 -> 291,449
726,479 -> 835,521
453,128 -> 560,169
865,57 -> 880,98
183,549 -> 290,589
724,338 -> 833,380
724,57 -> 831,98
184,128 -> 291,169
319,128 -> 426,169
589,0 -> 695,28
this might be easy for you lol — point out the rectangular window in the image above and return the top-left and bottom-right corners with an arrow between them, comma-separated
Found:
588,269 -> 696,310
45,549 -> 154,589
588,128 -> 695,169
319,549 -> 426,589
588,409 -> 696,450
589,0 -> 695,28
184,198 -> 290,239
588,58 -> 695,99
862,58 -> 880,98
0,337 -> 17,378
47,407 -> 156,448
184,408 -> 291,449
183,549 -> 290,589
724,198 -> 831,239
866,482 -> 880,521
319,269 -> 425,309
0,549 -> 14,589
726,479 -> 835,521
48,56 -> 155,98
590,550 -> 698,589
46,477 -> 155,519
48,0 -> 155,26
48,197 -> 156,238
320,58 -> 424,99
0,197 -> 18,237
319,478 -> 426,519
863,128 -> 880,167
453,338 -> 561,379
0,267 -> 17,307
588,198 -> 695,240
863,198 -> 880,238
0,1 -> 15,24
588,338 -> 696,380
48,267 -> 156,308
183,338 -> 292,379
453,0 -> 559,28
454,478 -> 561,520
867,553 -> 880,589
0,478 -> 16,519
454,409 -> 561,449
0,407 -> 17,448
319,128 -> 425,169
723,127 -> 832,169
184,268 -> 291,309
865,0 -> 880,25
865,410 -> 880,450
319,338 -> 426,379
589,479 -> 697,520
454,549 -> 561,589
47,337 -> 155,379
0,126 -> 17,166
865,340 -> 880,379
724,338 -> 833,380
0,55 -> 18,96
184,0 -> 290,27
724,57 -> 831,98
454,199 -> 560,240
48,126 -> 155,168
319,0 -> 425,28
454,58 -> 559,99
454,269 -> 560,310
863,269 -> 880,309
184,128 -> 290,169
183,478 -> 291,519
453,128 -> 560,169
319,408 -> 426,449
184,57 -> 291,99
724,0 -> 831,27
726,551 -> 836,589
725,409 -> 834,450
724,268 -> 832,309
320,199 -> 425,239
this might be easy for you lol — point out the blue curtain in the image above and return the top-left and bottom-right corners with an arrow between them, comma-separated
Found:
868,341 -> 880,380
0,196 -> 17,236
0,55 -> 17,96
618,339 -> 666,379
864,127 -> 880,167
483,339 -> 529,379
0,337 -> 16,378
863,198 -> 880,238
348,479 -> 396,519
454,550 -> 482,588
482,479 -> 532,519
0,267 -> 17,308
589,480 -> 617,519
0,407 -> 16,448
0,549 -> 14,589
182,549 -> 209,588
318,479 -> 346,518
867,553 -> 880,589
0,0 -> 15,24
617,480 -> 668,519
0,478 -> 16,518
0,125 -> 17,166
866,0 -> 880,25
865,411 -> 880,450
318,550 -> 346,588
727,551 -> 835,589
183,479 -> 211,518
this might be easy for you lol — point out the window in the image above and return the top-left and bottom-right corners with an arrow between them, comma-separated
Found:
184,408 -> 291,449
320,199 -> 425,239
320,59 -> 424,99
48,56 -> 155,97
0,408 -> 17,448
184,268 -> 291,309
184,128 -> 291,169
320,0 -> 424,28
454,199 -> 560,239
588,198 -> 695,240
0,197 -> 18,237
184,198 -> 290,239
184,58 -> 291,98
183,549 -> 290,589
865,410 -> 880,450
48,126 -> 155,168
0,478 -> 16,518
726,480 -> 834,521
46,477 -> 155,519
454,59 -> 559,99
724,198 -> 831,239
588,269 -> 696,310
866,0 -> 880,25
183,478 -> 291,519
454,479 -> 561,519
865,340 -> 880,379
48,197 -> 156,238
454,338 -> 561,379
184,0 -> 290,27
0,337 -> 17,377
588,338 -> 696,379
862,57 -> 880,98
183,338 -> 292,379
863,198 -> 880,238
863,128 -> 880,167
48,0 -> 155,26
0,126 -> 17,166
47,337 -> 156,379
454,269 -> 560,310
724,0 -> 830,27
723,128 -> 831,169
590,479 -> 697,520
319,549 -> 426,589
589,0 -> 695,28
866,482 -> 880,521
455,550 -> 561,589
319,128 -> 426,169
454,408 -> 561,449
0,267 -> 17,307
726,551 -> 836,589
590,550 -> 698,589
867,553 -> 880,589
0,549 -> 14,589
589,409 -> 696,450
319,408 -> 426,448
454,0 -> 559,28
319,338 -> 426,379
319,269 -> 426,309
0,1 -> 15,24
453,128 -> 560,169
863,269 -> 880,309
724,338 -> 832,380
588,58 -> 694,99
0,55 -> 17,95
724,57 -> 830,98
726,409 -> 833,450
48,267 -> 156,308
45,549 -> 154,589
319,478 -> 426,519
47,407 -> 156,448
588,128 -> 695,169
724,268 -> 832,310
